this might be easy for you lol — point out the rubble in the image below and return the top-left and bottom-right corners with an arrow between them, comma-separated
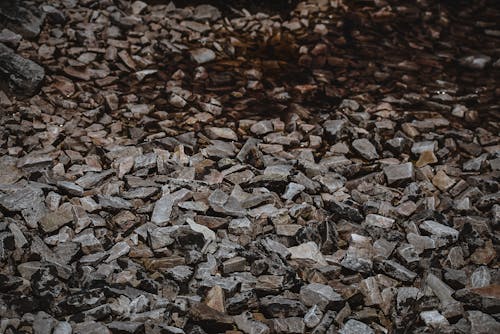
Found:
0,0 -> 498,333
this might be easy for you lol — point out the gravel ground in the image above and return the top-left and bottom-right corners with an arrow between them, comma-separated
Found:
0,0 -> 499,333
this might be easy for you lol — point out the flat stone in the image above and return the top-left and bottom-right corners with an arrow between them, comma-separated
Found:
0,156 -> 23,184
420,220 -> 459,244
189,302 -> 233,332
53,322 -> 72,334
228,217 -> 253,235
359,277 -> 383,306
107,321 -> 144,334
432,170 -> 456,192
205,285 -> 225,313
300,283 -> 345,311
165,265 -> 193,283
420,310 -> 449,328
471,266 -> 491,288
324,119 -> 346,137
466,310 -> 500,334
288,241 -> 327,266
151,194 -> 176,225
191,48 -> 216,64
206,127 -> 238,141
260,296 -> 307,317
105,241 -> 130,263
0,2 -> 44,39
0,28 -> 21,48
364,214 -> 395,229
250,120 -> 274,135
416,150 -> 438,167
39,204 -> 73,233
131,1 -> 148,15
352,138 -> 379,160
412,141 -> 437,154
304,305 -> 323,328
33,311 -> 57,334
193,4 -> 221,21
460,55 -> 492,70
98,195 -> 132,210
339,319 -> 374,334
282,182 -> 305,200
272,317 -> 305,334
222,256 -> 246,274
234,312 -> 270,334
56,181 -> 84,196
376,259 -> 417,282
384,162 -> 415,186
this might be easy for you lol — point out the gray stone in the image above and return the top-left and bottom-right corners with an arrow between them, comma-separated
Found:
364,214 -> 395,229
106,321 -> 144,334
359,277 -> 383,306
314,173 -> 345,193
154,189 -> 190,225
234,311 -> 270,334
397,287 -> 421,312
288,241 -> 327,266
466,311 -> 500,334
460,55 -> 492,70
40,204 -> 73,233
376,259 -> 417,282
250,120 -> 274,135
53,322 -> 72,334
260,295 -> 307,317
272,317 -> 305,334
352,138 -> 379,160
420,310 -> 450,328
0,28 -> 21,48
0,2 -> 45,39
206,127 -> 238,141
73,321 -> 110,334
0,42 -> 44,96
304,305 -> 323,328
33,311 -> 57,334
300,283 -> 344,311
98,195 -> 132,210
193,4 -> 221,21
324,119 -> 346,137
311,310 -> 335,334
222,256 -> 246,273
339,319 -> 374,334
384,162 -> 415,186
341,244 -> 373,273
57,181 -> 84,196
191,48 -> 216,64
411,141 -> 437,154
105,241 -> 130,263
419,220 -> 459,244
75,170 -> 113,189
282,182 -> 305,200
471,266 -> 491,288
228,217 -> 253,235
131,1 -> 148,15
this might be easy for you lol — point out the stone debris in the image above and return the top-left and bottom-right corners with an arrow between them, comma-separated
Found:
0,0 -> 498,333
0,42 -> 44,96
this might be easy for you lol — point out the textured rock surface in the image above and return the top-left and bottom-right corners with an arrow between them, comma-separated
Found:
0,0 -> 498,333
0,43 -> 44,96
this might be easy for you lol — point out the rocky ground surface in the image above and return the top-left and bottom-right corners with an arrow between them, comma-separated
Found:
1,0 -> 499,333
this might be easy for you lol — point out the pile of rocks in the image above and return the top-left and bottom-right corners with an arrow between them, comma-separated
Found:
0,0 -> 499,333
